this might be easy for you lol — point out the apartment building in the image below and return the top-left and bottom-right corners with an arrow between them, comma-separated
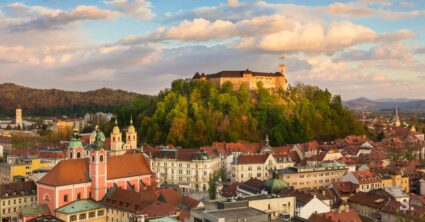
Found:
278,162 -> 348,190
149,148 -> 221,192
231,153 -> 294,182
0,181 -> 37,222
0,158 -> 49,183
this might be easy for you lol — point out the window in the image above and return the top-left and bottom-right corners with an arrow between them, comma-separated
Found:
92,155 -> 95,162
77,193 -> 81,200
77,152 -> 81,158
70,215 -> 77,221
89,212 -> 96,218
79,213 -> 86,220
100,155 -> 104,162
69,153 -> 73,159
64,195 -> 68,202
98,210 -> 105,216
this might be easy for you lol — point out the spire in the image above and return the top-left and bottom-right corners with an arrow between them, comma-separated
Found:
265,134 -> 270,147
130,115 -> 133,125
115,118 -> 118,126
393,106 -> 401,127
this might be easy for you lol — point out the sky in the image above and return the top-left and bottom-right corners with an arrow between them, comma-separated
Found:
0,0 -> 424,100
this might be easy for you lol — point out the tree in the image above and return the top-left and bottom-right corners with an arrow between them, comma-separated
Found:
376,130 -> 385,141
208,174 -> 217,200
219,168 -> 227,182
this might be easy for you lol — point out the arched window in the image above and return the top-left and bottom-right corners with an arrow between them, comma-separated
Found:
69,153 -> 72,159
92,155 -> 95,162
77,152 -> 81,159
100,155 -> 104,162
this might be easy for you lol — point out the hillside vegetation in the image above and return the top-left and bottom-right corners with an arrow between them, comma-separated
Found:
112,79 -> 364,147
0,83 -> 150,117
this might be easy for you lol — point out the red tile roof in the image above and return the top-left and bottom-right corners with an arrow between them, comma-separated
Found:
0,181 -> 36,198
332,182 -> 359,195
237,154 -> 269,164
309,209 -> 362,222
38,153 -> 152,186
352,171 -> 381,184
136,201 -> 178,218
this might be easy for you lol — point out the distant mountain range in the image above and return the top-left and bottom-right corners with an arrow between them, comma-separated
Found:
0,83 -> 150,117
344,97 -> 425,112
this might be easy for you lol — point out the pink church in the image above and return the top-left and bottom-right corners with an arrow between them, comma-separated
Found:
37,129 -> 155,214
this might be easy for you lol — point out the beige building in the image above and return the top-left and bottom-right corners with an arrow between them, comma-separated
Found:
149,148 -> 221,192
0,181 -> 37,222
55,199 -> 106,222
247,195 -> 295,220
341,171 -> 382,192
193,64 -> 288,91
109,118 -> 137,156
231,153 -> 294,182
279,163 -> 348,190
15,109 -> 22,129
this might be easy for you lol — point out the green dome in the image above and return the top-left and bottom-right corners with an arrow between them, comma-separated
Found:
90,125 -> 105,142
265,171 -> 289,194
69,127 -> 82,149
86,128 -> 105,151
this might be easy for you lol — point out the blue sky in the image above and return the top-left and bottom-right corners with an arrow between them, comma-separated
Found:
0,0 -> 424,99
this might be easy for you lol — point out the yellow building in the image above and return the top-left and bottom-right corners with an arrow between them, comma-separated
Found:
279,163 -> 348,190
193,64 -> 288,92
1,158 -> 49,183
55,199 -> 106,222
0,181 -> 37,222
373,169 -> 410,192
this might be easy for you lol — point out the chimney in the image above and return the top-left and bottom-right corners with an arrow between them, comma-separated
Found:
279,64 -> 286,75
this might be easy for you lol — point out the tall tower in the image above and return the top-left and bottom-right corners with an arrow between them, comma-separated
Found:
125,116 -> 137,149
15,108 -> 22,129
393,106 -> 401,127
87,128 -> 107,201
68,127 -> 83,159
110,118 -> 123,156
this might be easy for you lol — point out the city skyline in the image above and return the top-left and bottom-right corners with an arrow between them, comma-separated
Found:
0,0 -> 424,100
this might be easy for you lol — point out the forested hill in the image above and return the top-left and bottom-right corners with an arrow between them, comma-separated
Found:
114,79 -> 364,147
0,83 -> 150,117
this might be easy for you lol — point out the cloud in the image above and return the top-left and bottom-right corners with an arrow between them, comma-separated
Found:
328,3 -> 374,17
228,0 -> 240,8
5,2 -> 62,17
327,2 -> 425,19
233,21 -> 378,54
105,0 -> 154,20
119,15 -> 292,44
335,43 -> 413,61
9,5 -> 118,31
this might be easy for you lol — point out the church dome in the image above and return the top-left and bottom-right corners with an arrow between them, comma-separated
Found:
69,127 -> 82,149
264,170 -> 289,195
260,134 -> 272,154
90,125 -> 105,142
127,116 -> 136,133
112,119 -> 121,134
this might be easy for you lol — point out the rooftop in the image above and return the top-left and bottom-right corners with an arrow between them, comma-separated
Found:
55,199 -> 103,214
204,207 -> 267,219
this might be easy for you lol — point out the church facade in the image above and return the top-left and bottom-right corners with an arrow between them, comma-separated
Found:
37,128 -> 154,214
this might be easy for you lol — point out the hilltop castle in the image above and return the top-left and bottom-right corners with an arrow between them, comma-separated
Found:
193,64 -> 288,91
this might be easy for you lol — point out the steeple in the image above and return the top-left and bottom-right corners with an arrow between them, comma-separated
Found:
110,117 -> 123,156
260,134 -> 272,154
393,106 -> 401,127
125,115 -> 137,149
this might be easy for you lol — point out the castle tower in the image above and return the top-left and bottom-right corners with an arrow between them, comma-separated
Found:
68,127 -> 83,159
16,108 -> 22,129
125,116 -> 137,149
393,106 -> 401,127
110,118 -> 123,156
87,128 -> 107,201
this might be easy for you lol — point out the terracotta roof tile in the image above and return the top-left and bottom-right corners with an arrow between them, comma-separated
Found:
237,154 -> 269,164
38,153 -> 152,186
